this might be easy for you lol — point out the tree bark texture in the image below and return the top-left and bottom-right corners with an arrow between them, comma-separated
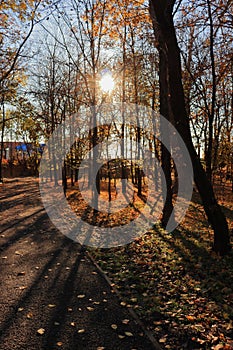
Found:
149,0 -> 231,255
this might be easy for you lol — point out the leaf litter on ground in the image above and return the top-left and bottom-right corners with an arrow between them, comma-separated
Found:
67,179 -> 233,348
85,191 -> 233,349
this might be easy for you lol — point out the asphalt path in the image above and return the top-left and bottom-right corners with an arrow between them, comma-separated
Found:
0,178 -> 158,350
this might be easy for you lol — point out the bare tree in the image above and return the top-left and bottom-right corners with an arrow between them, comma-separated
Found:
149,0 -> 231,255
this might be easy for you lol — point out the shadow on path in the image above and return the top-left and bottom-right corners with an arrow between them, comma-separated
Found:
0,177 -> 157,350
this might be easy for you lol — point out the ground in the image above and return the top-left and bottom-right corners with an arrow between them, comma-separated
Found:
0,177 -> 158,350
67,178 -> 233,349
0,176 -> 232,350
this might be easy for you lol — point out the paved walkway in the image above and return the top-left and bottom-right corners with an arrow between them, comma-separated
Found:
0,178 -> 158,350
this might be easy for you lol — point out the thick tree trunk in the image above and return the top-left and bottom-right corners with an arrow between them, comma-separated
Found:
161,144 -> 174,228
150,0 -> 231,255
158,45 -> 174,228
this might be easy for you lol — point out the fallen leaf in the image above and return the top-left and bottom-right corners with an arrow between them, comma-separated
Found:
111,324 -> 118,330
131,298 -> 137,303
87,307 -> 94,311
48,304 -> 56,308
78,329 -> 85,334
186,315 -> 195,321
125,332 -> 133,337
17,271 -> 25,276
214,345 -> 224,350
159,337 -> 167,343
122,319 -> 130,324
118,335 -> 125,339
37,328 -> 45,335
77,294 -> 85,299
15,251 -> 22,256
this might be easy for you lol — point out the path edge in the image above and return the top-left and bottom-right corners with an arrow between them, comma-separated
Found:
85,249 -> 162,350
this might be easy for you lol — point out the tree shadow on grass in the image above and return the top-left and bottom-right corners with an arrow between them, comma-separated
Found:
156,227 -> 233,305
90,224 -> 233,348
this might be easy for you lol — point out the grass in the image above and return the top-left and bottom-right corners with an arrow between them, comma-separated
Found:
67,179 -> 233,349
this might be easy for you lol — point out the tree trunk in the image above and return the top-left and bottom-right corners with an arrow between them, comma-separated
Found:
149,0 -> 231,255
0,98 -> 5,183
158,42 -> 174,228
62,161 -> 67,196
205,0 -> 217,183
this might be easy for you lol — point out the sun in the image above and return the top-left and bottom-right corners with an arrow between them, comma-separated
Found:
99,73 -> 115,93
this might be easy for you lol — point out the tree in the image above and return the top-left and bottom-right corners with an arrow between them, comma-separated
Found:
149,0 -> 231,255
0,0 -> 52,182
176,0 -> 233,180
0,0 -> 45,85
0,74 -> 23,181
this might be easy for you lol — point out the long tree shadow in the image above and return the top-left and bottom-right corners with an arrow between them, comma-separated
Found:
90,223 -> 233,348
0,210 -> 51,250
42,247 -> 86,348
155,227 -> 233,313
0,207 -> 45,235
0,236 -> 78,336
191,191 -> 233,222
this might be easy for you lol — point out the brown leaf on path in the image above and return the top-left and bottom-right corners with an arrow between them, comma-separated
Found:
87,306 -> 94,311
37,328 -> 45,335
159,337 -> 167,343
111,324 -> 117,330
122,319 -> 130,324
17,271 -> 25,276
15,251 -> 22,256
118,335 -> 125,339
125,331 -> 133,337
78,329 -> 85,334
77,294 -> 85,299
48,304 -> 56,308
18,286 -> 27,290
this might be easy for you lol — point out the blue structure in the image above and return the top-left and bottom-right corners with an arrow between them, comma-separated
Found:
15,144 -> 29,152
